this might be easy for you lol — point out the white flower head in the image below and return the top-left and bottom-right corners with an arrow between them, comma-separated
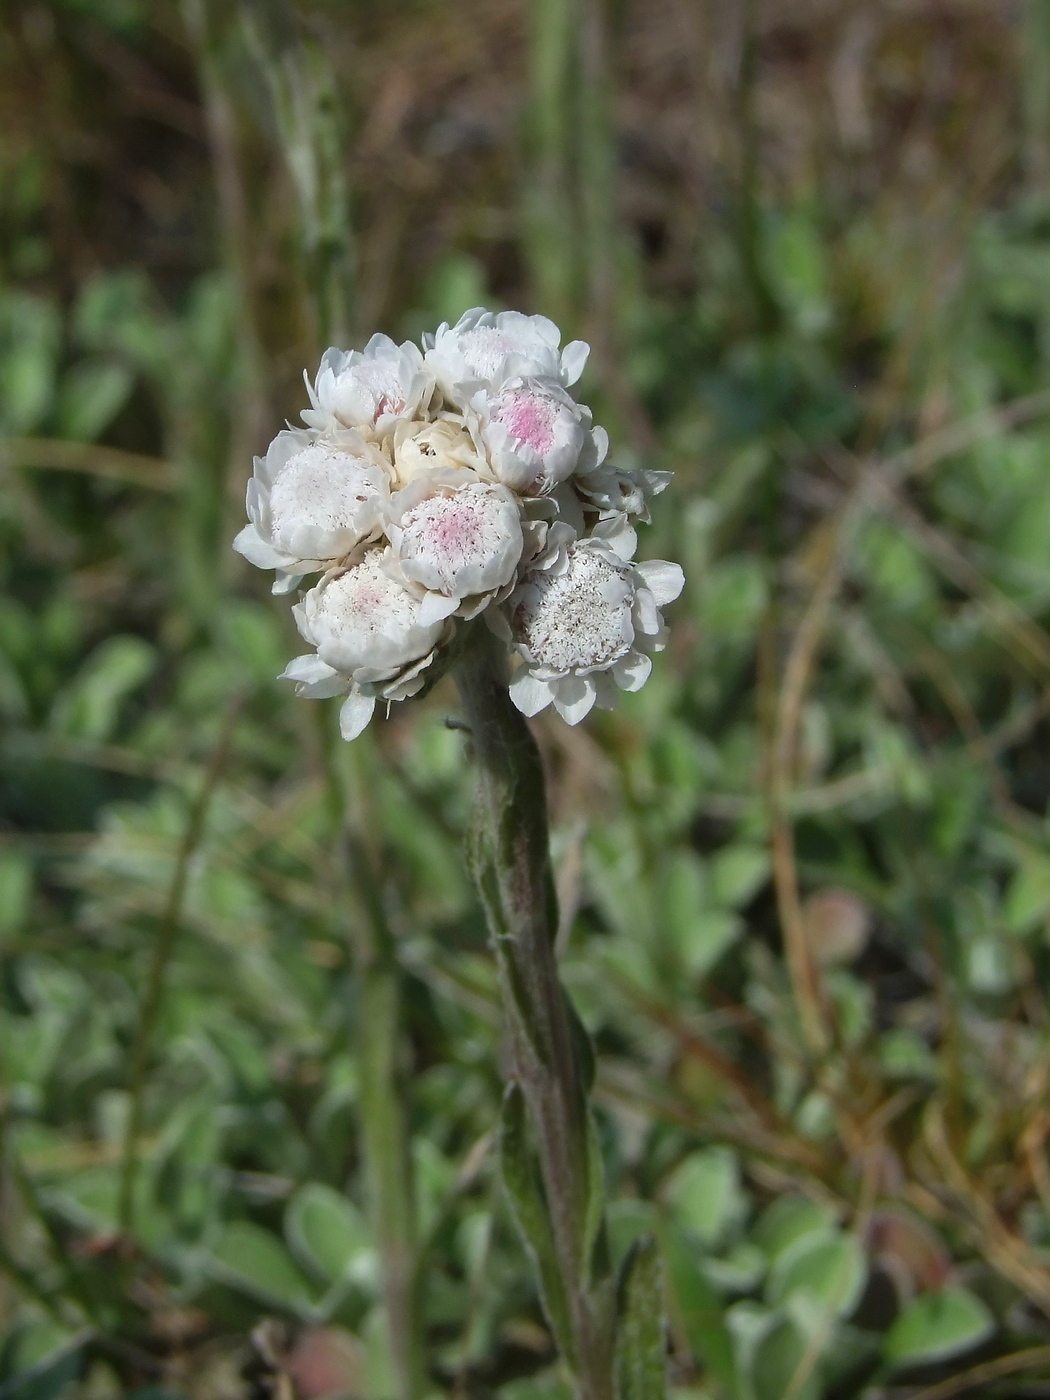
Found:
233,428 -> 392,593
391,416 -> 483,488
386,470 -> 524,625
302,334 -> 432,437
470,377 -> 592,495
425,308 -> 589,401
506,537 -> 684,724
282,548 -> 451,740
574,445 -> 673,524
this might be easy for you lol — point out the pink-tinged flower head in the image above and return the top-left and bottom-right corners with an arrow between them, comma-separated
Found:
425,308 -> 589,401
471,377 -> 590,494
281,549 -> 450,742
234,428 -> 391,593
386,470 -> 524,624
295,549 -> 445,680
303,334 -> 431,436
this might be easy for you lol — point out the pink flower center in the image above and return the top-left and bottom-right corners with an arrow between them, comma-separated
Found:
495,388 -> 557,455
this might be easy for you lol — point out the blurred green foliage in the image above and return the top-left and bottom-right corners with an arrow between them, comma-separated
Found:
5,1 -> 1050,1398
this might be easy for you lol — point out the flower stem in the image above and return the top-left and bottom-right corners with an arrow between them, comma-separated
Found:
456,628 -> 616,1400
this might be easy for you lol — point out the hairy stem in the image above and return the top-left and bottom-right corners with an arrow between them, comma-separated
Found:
456,629 -> 615,1400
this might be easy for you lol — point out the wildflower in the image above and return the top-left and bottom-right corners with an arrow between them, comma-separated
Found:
385,471 -> 524,624
236,309 -> 684,739
282,548 -> 450,740
391,417 -> 483,488
302,334 -> 432,437
233,429 -> 391,593
469,377 -> 593,495
425,308 -> 588,400
505,536 -> 684,724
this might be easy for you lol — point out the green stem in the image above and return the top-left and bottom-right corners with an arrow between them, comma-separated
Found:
455,629 -> 615,1400
336,735 -> 426,1400
118,696 -> 242,1235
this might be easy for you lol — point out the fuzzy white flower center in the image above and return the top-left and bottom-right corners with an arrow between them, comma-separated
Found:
493,386 -> 558,454
351,360 -> 406,418
515,548 -> 633,671
399,488 -> 511,594
315,551 -> 420,644
459,327 -> 515,382
269,445 -> 385,541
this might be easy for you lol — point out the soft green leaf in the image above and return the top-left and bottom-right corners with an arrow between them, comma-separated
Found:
499,1084 -> 574,1364
749,1313 -> 819,1400
709,844 -> 769,909
210,1220 -> 320,1317
884,1287 -> 994,1370
285,1182 -> 375,1287
767,1233 -> 866,1318
54,359 -> 134,441
663,1233 -> 737,1393
667,1148 -> 744,1249
0,849 -> 33,937
50,635 -> 155,740
615,1236 -> 667,1400
751,1196 -> 835,1262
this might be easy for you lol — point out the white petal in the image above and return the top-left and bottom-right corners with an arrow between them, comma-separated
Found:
339,691 -> 376,741
634,588 -> 661,636
561,340 -> 590,386
592,670 -> 621,710
613,651 -> 652,691
509,669 -> 555,717
593,515 -> 637,560
234,524 -> 285,569
418,590 -> 460,627
552,675 -> 597,725
281,654 -> 337,684
272,570 -> 304,595
635,559 -> 684,606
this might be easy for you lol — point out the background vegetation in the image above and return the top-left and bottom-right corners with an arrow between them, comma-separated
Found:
4,1 -> 1050,1397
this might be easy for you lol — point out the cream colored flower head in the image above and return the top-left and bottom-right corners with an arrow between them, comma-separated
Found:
303,334 -> 432,438
391,417 -> 483,488
234,428 -> 391,594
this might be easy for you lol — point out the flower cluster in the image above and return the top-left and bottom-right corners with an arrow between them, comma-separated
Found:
235,309 -> 684,740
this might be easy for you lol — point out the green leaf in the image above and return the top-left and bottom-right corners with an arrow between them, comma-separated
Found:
749,1313 -> 819,1400
285,1182 -> 375,1287
709,844 -> 769,909
584,1110 -> 609,1285
50,635 -> 155,741
662,1232 -> 737,1393
751,1196 -> 835,1262
884,1287 -> 994,1370
767,1233 -> 866,1317
615,1236 -> 666,1400
0,850 -> 33,938
54,359 -> 134,441
667,1148 -> 744,1249
499,1084 -> 574,1364
210,1220 -> 320,1317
